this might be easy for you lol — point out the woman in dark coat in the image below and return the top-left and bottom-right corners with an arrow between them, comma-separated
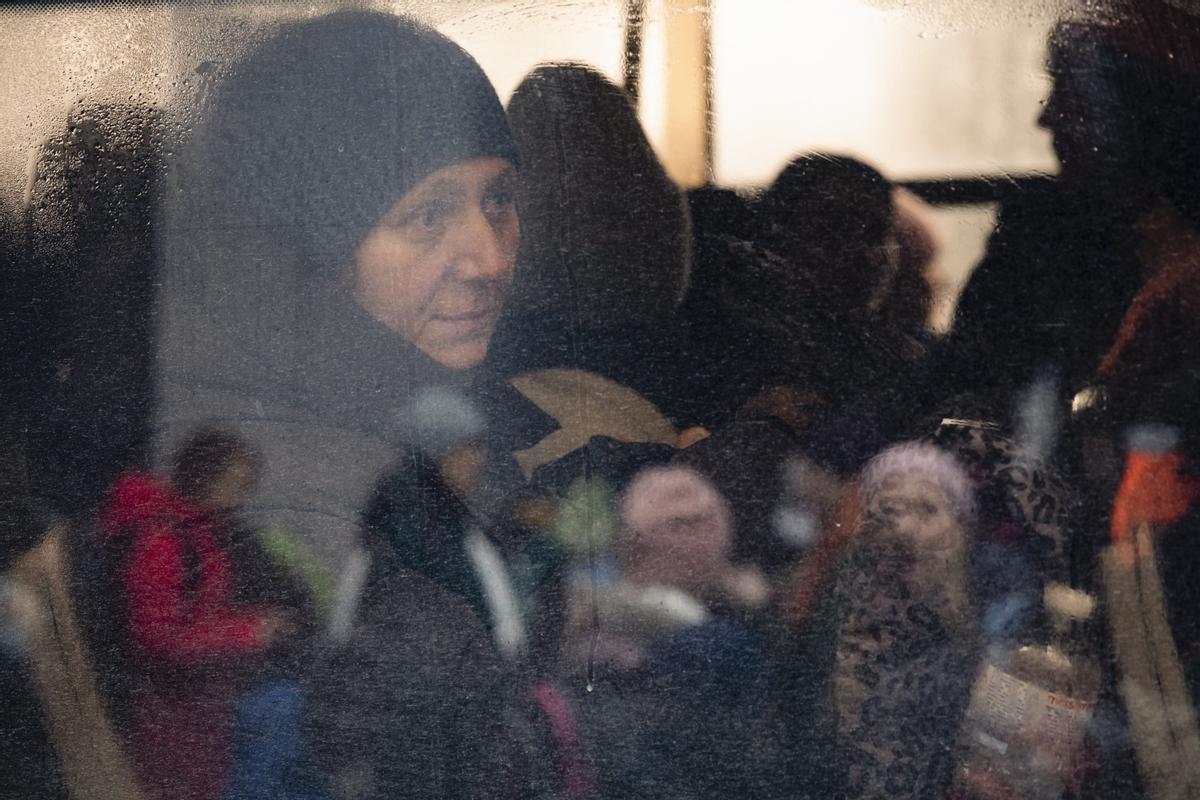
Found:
155,11 -> 534,798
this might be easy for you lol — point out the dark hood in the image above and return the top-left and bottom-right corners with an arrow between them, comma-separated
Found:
156,11 -> 515,437
496,62 -> 690,345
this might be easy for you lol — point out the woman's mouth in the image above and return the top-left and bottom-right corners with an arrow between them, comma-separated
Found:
432,308 -> 494,323
428,307 -> 500,340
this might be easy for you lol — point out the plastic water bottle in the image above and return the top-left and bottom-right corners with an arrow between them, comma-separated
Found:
948,583 -> 1101,800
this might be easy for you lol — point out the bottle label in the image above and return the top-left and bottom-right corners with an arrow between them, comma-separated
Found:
961,662 -> 1095,790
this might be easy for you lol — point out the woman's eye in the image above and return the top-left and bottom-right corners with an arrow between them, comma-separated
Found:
411,204 -> 445,230
483,186 -> 515,216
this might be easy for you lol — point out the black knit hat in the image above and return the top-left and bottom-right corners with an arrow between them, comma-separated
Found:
159,11 -> 518,420
194,10 -> 518,274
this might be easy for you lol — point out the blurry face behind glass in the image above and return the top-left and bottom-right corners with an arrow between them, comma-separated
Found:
201,458 -> 258,514
353,157 -> 519,369
869,474 -> 958,554
865,473 -> 970,619
1037,58 -> 1143,196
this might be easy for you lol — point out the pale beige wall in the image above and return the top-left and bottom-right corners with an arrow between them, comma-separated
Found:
709,0 -> 1060,185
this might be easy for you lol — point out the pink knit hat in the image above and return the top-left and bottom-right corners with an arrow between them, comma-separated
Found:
860,441 -> 975,526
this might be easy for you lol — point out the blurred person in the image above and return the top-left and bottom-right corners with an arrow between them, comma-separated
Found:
560,465 -> 765,674
616,466 -> 768,615
561,466 -> 773,800
944,42 -> 1200,780
154,11 -> 550,797
833,442 -> 979,800
362,387 -> 596,797
475,63 -> 687,505
707,155 -> 884,415
1083,56 -> 1200,789
676,156 -> 935,575
1014,19 -> 1200,794
97,429 -> 295,800
758,154 -> 899,328
362,386 -> 563,666
946,2 -> 1200,425
716,153 -> 930,433
21,102 -> 170,515
489,62 -> 695,427
756,156 -> 942,416
827,411 -> 1080,797
6,102 -> 182,800
1061,0 -> 1200,586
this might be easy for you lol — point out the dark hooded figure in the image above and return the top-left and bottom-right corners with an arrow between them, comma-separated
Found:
944,7 -> 1200,421
488,62 -> 694,426
758,154 -> 898,329
713,153 -> 923,419
156,11 -> 532,799
676,154 -> 931,573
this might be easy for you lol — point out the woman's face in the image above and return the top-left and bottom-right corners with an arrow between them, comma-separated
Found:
864,473 -> 971,617
869,474 -> 959,554
353,157 -> 519,369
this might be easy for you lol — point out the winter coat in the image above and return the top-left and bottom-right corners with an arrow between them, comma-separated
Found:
829,422 -> 1077,800
304,567 -> 529,800
156,329 -> 540,798
946,180 -> 1141,409
362,447 -> 539,661
831,523 -> 978,800
361,447 -> 599,798
561,580 -> 774,800
99,473 -> 269,800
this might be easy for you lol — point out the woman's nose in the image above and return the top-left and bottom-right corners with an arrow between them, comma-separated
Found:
450,208 -> 512,281
893,512 -> 925,542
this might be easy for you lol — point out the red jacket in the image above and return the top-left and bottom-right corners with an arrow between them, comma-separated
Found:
101,472 -> 266,663
99,472 -> 269,800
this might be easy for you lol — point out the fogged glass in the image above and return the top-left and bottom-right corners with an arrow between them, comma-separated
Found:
2,2 -> 1199,800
